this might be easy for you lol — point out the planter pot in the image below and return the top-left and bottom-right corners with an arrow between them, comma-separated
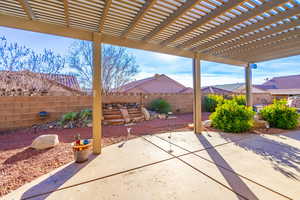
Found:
73,140 -> 92,163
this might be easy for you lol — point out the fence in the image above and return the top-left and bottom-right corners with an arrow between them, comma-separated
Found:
0,93 -> 194,130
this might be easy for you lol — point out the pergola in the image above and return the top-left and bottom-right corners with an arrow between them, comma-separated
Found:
1,0 -> 300,154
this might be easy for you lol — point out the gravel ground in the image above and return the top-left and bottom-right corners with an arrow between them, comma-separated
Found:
0,113 -> 210,196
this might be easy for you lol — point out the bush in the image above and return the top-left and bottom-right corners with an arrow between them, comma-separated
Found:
203,94 -> 224,112
149,98 -> 171,114
60,111 -> 79,125
232,95 -> 246,106
210,100 -> 255,133
260,99 -> 299,129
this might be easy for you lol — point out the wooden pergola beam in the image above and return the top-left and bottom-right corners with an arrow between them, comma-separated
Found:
221,29 -> 300,57
99,0 -> 112,32
0,14 -> 246,66
143,0 -> 199,41
210,19 -> 300,55
62,0 -> 70,27
160,0 -> 245,46
121,0 -> 157,38
178,0 -> 290,49
240,39 -> 300,62
17,0 -> 35,20
195,5 -> 300,52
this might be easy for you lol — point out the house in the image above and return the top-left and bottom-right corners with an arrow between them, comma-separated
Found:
117,74 -> 193,94
0,70 -> 84,96
201,86 -> 234,95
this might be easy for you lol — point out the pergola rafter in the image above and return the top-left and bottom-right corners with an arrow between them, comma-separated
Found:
142,0 -> 199,41
177,0 -> 291,49
62,0 -> 70,27
195,5 -> 300,53
159,0 -> 244,46
211,19 -> 300,55
220,29 -> 300,57
17,0 -> 35,20
99,0 -> 112,32
121,0 -> 157,38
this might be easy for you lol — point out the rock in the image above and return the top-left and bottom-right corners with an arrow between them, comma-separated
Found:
31,134 -> 59,150
254,113 -> 263,120
87,123 -> 92,127
253,119 -> 269,129
141,107 -> 150,120
202,120 -> 212,128
158,114 -> 166,119
48,125 -> 53,129
63,125 -> 69,129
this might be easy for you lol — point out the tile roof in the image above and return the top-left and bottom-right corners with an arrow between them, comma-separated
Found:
261,74 -> 300,89
117,74 -> 190,94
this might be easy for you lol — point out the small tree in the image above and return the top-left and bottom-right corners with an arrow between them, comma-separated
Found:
0,36 -> 65,73
67,41 -> 139,91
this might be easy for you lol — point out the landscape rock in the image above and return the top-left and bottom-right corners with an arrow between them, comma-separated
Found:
253,119 -> 270,129
31,134 -> 59,150
158,114 -> 166,119
87,123 -> 92,127
141,107 -> 150,120
202,120 -> 212,128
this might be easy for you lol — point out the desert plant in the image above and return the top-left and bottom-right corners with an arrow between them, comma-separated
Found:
79,109 -> 92,120
210,100 -> 255,133
260,99 -> 299,129
60,111 -> 79,125
203,94 -> 224,112
149,98 -> 171,114
232,95 -> 246,106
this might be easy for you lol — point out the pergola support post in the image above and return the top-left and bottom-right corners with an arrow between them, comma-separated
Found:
193,52 -> 202,133
245,63 -> 253,107
92,33 -> 102,154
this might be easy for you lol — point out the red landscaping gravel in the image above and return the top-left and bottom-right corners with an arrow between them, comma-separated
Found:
0,113 -> 210,196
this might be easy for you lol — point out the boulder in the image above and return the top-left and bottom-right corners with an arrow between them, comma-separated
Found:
202,120 -> 212,128
141,107 -> 150,120
31,134 -> 59,150
158,114 -> 166,119
87,123 -> 92,127
253,119 -> 270,129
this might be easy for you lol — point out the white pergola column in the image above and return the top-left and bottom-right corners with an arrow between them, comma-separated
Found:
92,33 -> 102,154
245,63 -> 253,107
193,52 -> 202,133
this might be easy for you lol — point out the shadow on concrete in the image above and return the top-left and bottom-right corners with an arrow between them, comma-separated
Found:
219,132 -> 300,180
281,131 -> 300,142
196,134 -> 259,200
21,154 -> 97,200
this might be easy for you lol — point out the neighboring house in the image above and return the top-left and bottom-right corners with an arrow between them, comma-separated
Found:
201,86 -> 234,95
0,70 -> 84,96
117,74 -> 193,94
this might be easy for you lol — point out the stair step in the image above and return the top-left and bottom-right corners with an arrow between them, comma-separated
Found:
103,110 -> 121,115
103,118 -> 125,125
104,114 -> 123,120
129,113 -> 143,118
132,116 -> 144,122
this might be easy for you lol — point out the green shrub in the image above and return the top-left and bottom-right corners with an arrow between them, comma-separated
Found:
260,99 -> 299,129
232,95 -> 246,106
203,94 -> 224,112
210,100 -> 255,133
149,98 -> 171,114
79,109 -> 92,120
60,112 -> 79,125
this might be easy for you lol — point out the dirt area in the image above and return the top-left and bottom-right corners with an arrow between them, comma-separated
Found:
0,113 -> 210,196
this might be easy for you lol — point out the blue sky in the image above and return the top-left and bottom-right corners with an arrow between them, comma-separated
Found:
1,26 -> 300,87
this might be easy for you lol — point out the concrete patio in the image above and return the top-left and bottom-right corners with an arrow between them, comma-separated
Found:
4,130 -> 300,200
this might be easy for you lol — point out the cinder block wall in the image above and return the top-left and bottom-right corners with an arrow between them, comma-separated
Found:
0,93 -> 194,131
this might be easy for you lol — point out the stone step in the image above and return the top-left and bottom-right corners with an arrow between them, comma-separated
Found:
103,118 -> 125,125
129,113 -> 143,118
103,110 -> 121,115
104,114 -> 123,120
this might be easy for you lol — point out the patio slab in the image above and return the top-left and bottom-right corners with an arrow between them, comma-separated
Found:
3,130 -> 300,200
195,133 -> 300,199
